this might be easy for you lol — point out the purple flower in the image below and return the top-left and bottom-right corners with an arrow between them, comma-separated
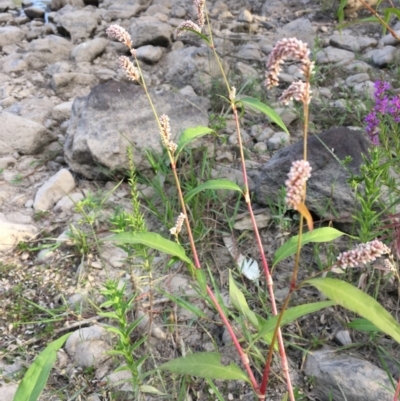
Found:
374,80 -> 391,99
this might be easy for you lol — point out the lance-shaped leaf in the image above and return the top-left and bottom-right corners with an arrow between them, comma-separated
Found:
305,278 -> 400,344
184,179 -> 243,203
159,352 -> 249,382
176,126 -> 214,156
240,97 -> 289,134
109,232 -> 192,266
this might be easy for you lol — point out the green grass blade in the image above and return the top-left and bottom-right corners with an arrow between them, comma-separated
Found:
159,352 -> 249,382
229,271 -> 259,328
108,232 -> 192,266
13,333 -> 71,401
253,301 -> 334,343
240,97 -> 288,134
184,179 -> 242,203
347,318 -> 381,333
273,227 -> 348,267
305,278 -> 400,344
176,126 -> 214,156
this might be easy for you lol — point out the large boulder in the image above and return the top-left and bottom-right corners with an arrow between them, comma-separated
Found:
164,46 -> 230,93
129,16 -> 173,48
24,35 -> 73,70
64,80 -> 210,179
0,26 -> 25,48
54,5 -> 100,43
255,127 -> 371,223
0,112 -> 52,155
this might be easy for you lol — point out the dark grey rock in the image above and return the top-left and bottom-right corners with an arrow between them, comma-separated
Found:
304,347 -> 394,401
64,80 -> 210,179
255,127 -> 371,223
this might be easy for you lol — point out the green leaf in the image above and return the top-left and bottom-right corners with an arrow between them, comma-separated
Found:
158,289 -> 207,319
180,28 -> 210,43
108,232 -> 192,266
184,179 -> 243,203
273,227 -> 348,267
13,333 -> 71,401
347,318 -> 381,333
253,301 -> 334,343
176,126 -> 214,156
239,97 -> 289,134
141,385 -> 165,395
229,271 -> 259,328
159,352 -> 249,382
305,278 -> 400,344
337,0 -> 347,24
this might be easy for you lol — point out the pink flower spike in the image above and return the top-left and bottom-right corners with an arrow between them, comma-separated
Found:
106,25 -> 133,49
285,160 -> 312,210
176,20 -> 201,36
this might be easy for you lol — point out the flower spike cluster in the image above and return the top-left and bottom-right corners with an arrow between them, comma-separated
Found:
170,213 -> 186,237
159,114 -> 178,153
119,56 -> 139,82
333,240 -> 391,270
106,24 -> 133,50
285,160 -> 312,210
176,0 -> 205,36
265,37 -> 314,105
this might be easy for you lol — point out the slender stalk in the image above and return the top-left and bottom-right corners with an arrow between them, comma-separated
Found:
358,0 -> 400,41
394,376 -> 400,401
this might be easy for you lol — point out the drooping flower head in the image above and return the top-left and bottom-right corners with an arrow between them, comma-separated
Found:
176,20 -> 201,36
159,114 -> 177,153
119,56 -> 139,82
285,160 -> 312,210
170,213 -> 186,237
106,24 -> 133,49
333,240 -> 391,270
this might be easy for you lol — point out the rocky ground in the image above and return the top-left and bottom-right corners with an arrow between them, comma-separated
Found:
1,0 -> 400,400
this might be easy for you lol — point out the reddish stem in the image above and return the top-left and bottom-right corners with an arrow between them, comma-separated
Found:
394,377 -> 400,401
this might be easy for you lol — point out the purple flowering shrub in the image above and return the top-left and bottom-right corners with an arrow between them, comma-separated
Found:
365,81 -> 400,148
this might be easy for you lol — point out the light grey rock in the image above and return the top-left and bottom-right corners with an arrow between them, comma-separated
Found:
6,97 -> 55,125
236,61 -> 258,80
256,127 -> 371,223
267,131 -> 290,150
0,26 -> 25,48
345,73 -> 370,87
228,130 -> 252,146
165,46 -> 230,92
261,0 -> 286,15
103,2 -> 141,21
277,18 -> 315,48
366,46 -> 398,67
33,169 -> 76,211
329,33 -> 376,52
353,80 -> 375,99
0,382 -> 18,401
24,6 -> 45,19
64,80 -> 209,179
335,330 -> 352,346
65,325 -> 112,369
0,156 -> 16,169
344,60 -> 372,73
380,30 -> 400,45
0,112 -> 51,156
316,46 -> 355,65
0,215 -> 38,252
136,45 -> 163,64
0,12 -> 12,23
54,6 -> 100,43
237,42 -> 261,60
24,35 -> 73,69
71,38 -> 108,63
50,0 -> 84,10
254,142 -> 267,152
145,3 -> 169,16
52,101 -> 73,122
54,192 -> 84,212
304,346 -> 393,401
3,57 -> 28,74
129,16 -> 173,48
238,9 -> 253,23
50,72 -> 99,98
100,245 -> 128,268
211,165 -> 255,192
170,5 -> 185,18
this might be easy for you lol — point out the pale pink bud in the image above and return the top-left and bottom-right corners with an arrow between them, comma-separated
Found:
119,56 -> 139,82
194,0 -> 205,28
159,114 -> 177,153
279,81 -> 311,105
285,160 -> 312,210
170,213 -> 186,236
334,240 -> 391,270
106,24 -> 133,49
176,20 -> 201,36
265,37 -> 313,89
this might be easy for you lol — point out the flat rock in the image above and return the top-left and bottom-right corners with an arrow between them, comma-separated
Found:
277,18 -> 315,48
24,35 -> 73,69
256,127 -> 371,223
304,347 -> 394,401
50,72 -> 99,98
0,112 -> 51,155
103,2 -> 141,21
129,16 -> 173,48
54,6 -> 100,43
365,46 -> 398,67
0,215 -> 38,251
0,26 -> 25,48
52,101 -> 73,122
50,0 -> 84,10
24,6 -> 45,18
136,44 -> 164,64
71,38 -> 108,63
0,382 -> 18,401
64,80 -> 209,179
316,46 -> 355,65
329,33 -> 376,52
33,168 -> 76,211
